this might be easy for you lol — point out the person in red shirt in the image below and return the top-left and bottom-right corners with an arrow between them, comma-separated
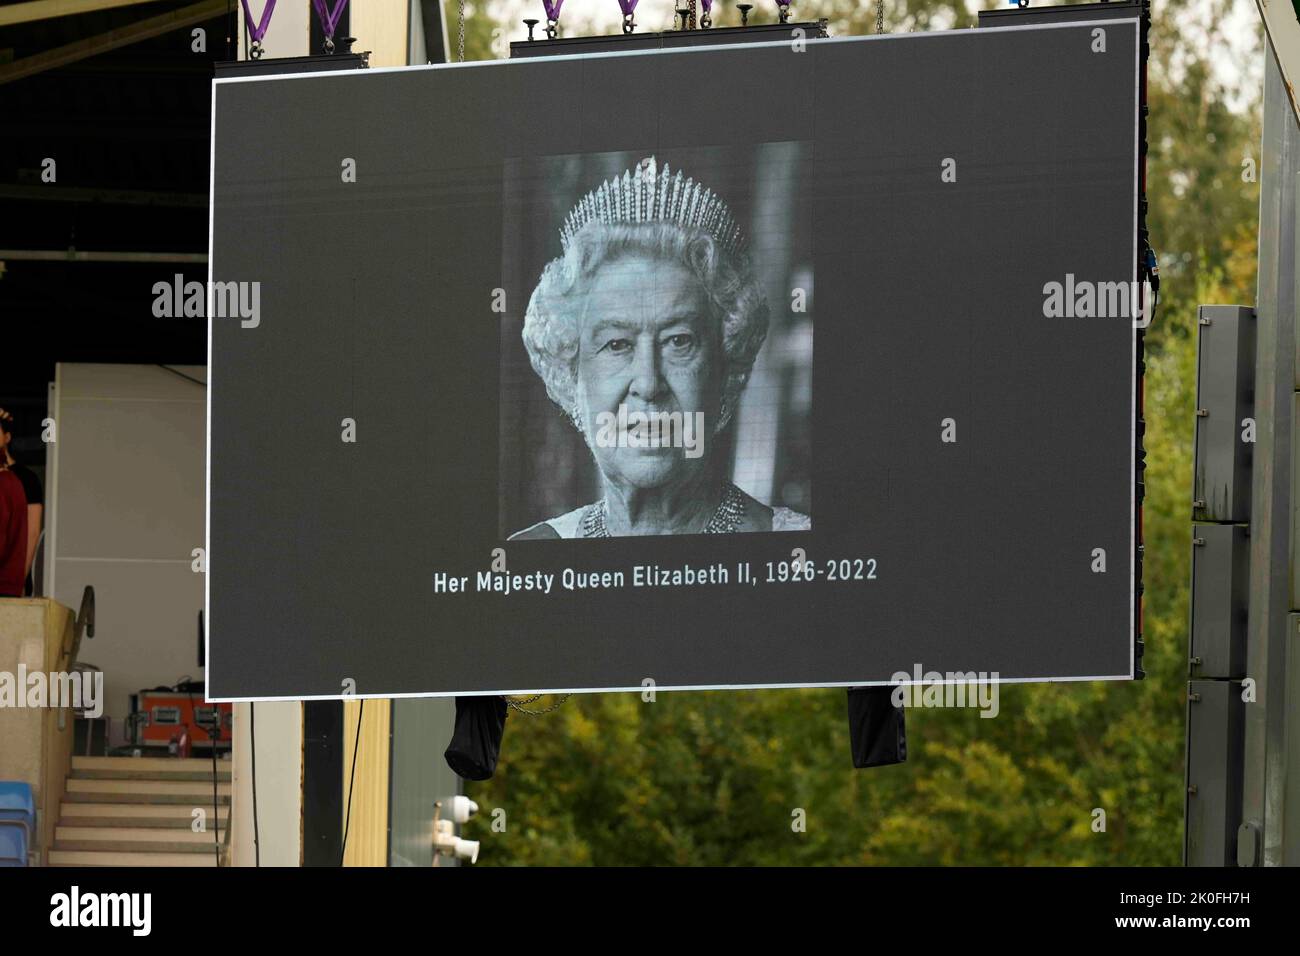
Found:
0,409 -> 41,592
0,408 -> 40,590
0,462 -> 28,597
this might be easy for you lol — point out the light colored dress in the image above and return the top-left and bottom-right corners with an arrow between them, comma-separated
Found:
771,507 -> 812,533
525,503 -> 811,538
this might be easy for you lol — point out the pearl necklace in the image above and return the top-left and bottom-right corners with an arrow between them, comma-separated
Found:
581,482 -> 747,538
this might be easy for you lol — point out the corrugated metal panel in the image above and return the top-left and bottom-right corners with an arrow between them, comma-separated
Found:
1241,43 -> 1300,867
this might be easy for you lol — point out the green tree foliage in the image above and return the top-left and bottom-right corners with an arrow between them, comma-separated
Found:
442,1 -> 504,61
462,0 -> 1263,864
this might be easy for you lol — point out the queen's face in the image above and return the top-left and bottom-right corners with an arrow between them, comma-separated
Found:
575,252 -> 722,490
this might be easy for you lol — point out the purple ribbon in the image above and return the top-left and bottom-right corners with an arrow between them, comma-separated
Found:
239,0 -> 277,43
542,0 -> 564,19
700,0 -> 712,10
311,0 -> 350,39
617,0 -> 637,15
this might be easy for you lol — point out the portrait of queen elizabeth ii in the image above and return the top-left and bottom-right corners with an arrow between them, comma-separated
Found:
506,155 -> 811,540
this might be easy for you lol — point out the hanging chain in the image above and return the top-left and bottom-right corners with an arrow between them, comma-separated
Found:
876,0 -> 884,34
458,0 -> 466,61
505,694 -> 571,716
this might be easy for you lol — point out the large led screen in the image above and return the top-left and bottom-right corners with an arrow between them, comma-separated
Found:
209,22 -> 1141,699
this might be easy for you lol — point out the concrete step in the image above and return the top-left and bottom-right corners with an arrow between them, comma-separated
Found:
54,827 -> 220,854
58,802 -> 228,828
64,779 -> 231,805
48,849 -> 216,867
70,756 -> 231,782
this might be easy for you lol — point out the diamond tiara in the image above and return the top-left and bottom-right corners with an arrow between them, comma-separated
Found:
559,156 -> 745,257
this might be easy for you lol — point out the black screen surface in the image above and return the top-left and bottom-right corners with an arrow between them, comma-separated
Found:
209,23 -> 1139,699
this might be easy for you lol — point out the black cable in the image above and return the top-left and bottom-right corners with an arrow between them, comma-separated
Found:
157,364 -> 207,388
250,702 -> 260,867
211,719 -> 221,865
340,699 -> 364,866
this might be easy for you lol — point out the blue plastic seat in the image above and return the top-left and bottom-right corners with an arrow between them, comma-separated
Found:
0,781 -> 35,829
0,823 -> 28,866
0,782 -> 35,866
